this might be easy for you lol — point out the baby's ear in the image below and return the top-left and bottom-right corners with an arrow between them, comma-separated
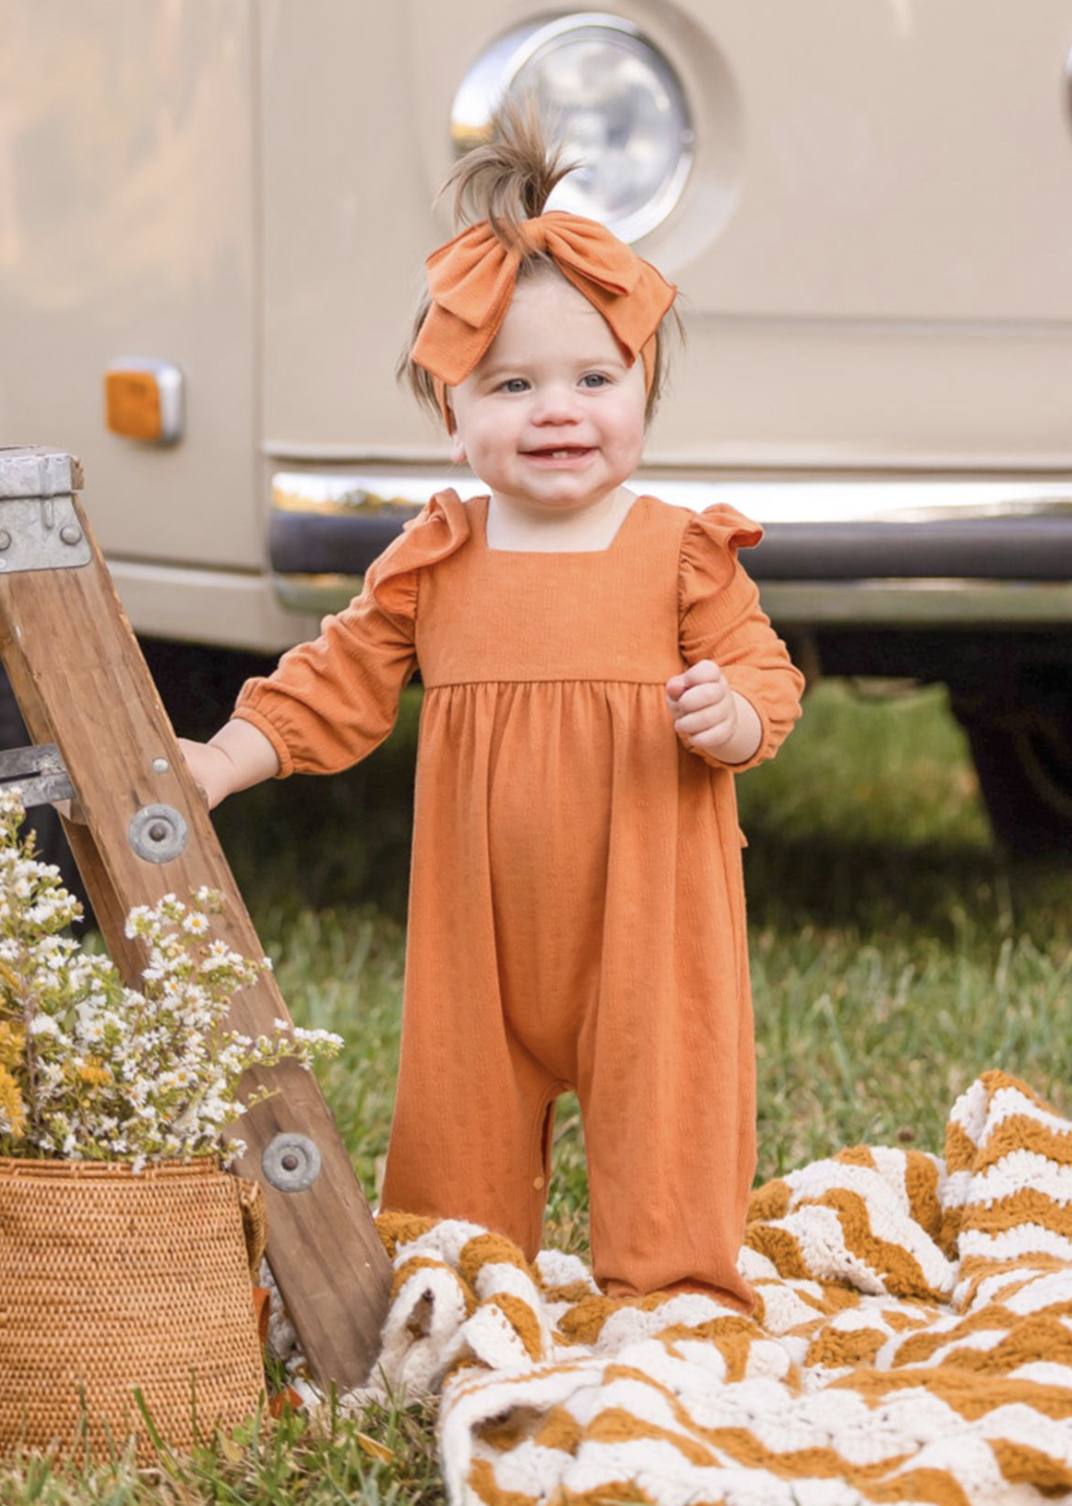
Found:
450,431 -> 467,465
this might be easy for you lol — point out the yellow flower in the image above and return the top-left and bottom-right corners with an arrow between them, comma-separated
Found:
0,1020 -> 24,1068
64,1058 -> 111,1088
79,1059 -> 111,1088
0,1063 -> 25,1137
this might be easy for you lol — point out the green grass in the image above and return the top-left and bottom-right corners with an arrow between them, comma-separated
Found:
738,683 -> 1072,1172
5,679 -> 1072,1502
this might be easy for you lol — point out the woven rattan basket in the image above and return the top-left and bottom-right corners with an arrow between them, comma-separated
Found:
0,1156 -> 267,1459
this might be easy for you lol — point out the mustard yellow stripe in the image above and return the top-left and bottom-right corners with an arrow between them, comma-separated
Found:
459,1232 -> 533,1289
833,1365 -> 1072,1422
744,1224 -> 811,1280
961,1187 -> 1072,1239
805,1324 -> 889,1369
534,1405 -> 582,1455
904,1153 -> 945,1246
795,1188 -> 948,1302
555,1292 -> 675,1346
468,1456 -> 539,1506
586,1407 -> 719,1467
944,1122 -> 979,1176
470,1454 -> 659,1506
468,1355 -> 1065,1502
541,1280 -> 598,1305
991,1436 -> 1072,1494
970,1116 -> 1072,1172
656,1315 -> 761,1383
884,1306 -> 938,1332
582,1409 -> 972,1506
836,1146 -> 878,1169
489,1294 -> 546,1362
900,1312 -> 1072,1378
374,1210 -> 438,1259
977,1069 -> 1058,1117
746,1177 -> 791,1224
391,1253 -> 474,1314
558,1483 -> 658,1506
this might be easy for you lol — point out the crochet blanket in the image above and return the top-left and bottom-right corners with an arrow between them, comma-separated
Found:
369,1072 -> 1072,1505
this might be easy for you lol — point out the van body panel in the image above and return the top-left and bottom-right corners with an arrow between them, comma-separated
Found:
0,0 -> 260,568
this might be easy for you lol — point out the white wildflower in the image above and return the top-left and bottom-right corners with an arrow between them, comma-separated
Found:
0,791 -> 338,1168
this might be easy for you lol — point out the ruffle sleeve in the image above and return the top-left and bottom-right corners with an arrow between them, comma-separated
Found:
678,505 -> 805,772
233,490 -> 471,777
365,488 -> 472,625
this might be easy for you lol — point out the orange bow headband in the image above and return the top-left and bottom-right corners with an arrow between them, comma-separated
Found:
411,211 -> 677,424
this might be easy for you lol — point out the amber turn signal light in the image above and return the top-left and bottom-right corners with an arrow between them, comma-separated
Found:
104,360 -> 183,444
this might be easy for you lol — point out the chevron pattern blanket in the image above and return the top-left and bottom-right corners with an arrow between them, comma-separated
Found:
368,1071 -> 1072,1505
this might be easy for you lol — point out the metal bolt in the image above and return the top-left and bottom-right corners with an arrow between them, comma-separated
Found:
0,531 -> 11,552
151,757 -> 169,774
129,803 -> 187,864
60,524 -> 83,546
262,1132 -> 322,1192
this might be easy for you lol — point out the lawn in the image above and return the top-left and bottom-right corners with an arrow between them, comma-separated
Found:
3,680 -> 1071,1502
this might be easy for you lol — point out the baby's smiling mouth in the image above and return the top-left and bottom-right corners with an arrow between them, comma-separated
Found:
524,445 -> 594,460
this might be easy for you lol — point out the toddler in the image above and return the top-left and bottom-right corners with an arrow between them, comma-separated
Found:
182,110 -> 804,1309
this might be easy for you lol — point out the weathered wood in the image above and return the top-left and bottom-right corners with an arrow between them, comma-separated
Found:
0,449 -> 392,1390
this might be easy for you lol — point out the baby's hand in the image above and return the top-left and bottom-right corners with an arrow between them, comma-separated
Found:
178,720 -> 280,809
666,659 -> 739,756
177,738 -> 236,810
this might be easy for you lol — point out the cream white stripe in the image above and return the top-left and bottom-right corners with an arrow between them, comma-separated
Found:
966,1150 -> 1072,1201
959,1225 -> 1072,1261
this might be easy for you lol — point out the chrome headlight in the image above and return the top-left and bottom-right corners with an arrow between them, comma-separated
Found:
451,13 -> 694,244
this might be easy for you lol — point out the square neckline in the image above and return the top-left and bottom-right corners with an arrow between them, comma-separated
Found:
473,493 -> 647,557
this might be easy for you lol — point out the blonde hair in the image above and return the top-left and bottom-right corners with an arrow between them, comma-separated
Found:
399,100 -> 680,425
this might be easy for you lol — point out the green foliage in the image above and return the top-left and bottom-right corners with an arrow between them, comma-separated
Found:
4,680 -> 1071,1503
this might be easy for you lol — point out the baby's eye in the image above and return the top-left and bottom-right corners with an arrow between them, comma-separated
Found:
580,373 -> 610,389
499,377 -> 530,394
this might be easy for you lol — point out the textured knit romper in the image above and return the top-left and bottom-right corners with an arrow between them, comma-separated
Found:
236,490 -> 804,1307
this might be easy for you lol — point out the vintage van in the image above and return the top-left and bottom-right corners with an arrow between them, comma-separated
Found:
1,0 -> 1071,853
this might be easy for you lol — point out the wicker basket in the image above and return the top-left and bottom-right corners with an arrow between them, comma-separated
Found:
0,1156 -> 267,1459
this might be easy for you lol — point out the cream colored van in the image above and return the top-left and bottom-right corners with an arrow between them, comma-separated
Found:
2,1 -> 1071,853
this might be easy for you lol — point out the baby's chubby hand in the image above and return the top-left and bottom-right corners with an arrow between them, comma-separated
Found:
665,659 -> 739,756
177,738 -> 236,811
177,720 -> 281,810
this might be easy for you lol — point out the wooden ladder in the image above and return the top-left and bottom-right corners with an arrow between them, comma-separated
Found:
0,447 -> 392,1390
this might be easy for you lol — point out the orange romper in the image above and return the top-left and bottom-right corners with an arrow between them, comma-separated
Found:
235,489 -> 804,1307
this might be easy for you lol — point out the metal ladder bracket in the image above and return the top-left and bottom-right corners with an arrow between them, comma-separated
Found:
0,448 -> 91,573
0,742 -> 76,807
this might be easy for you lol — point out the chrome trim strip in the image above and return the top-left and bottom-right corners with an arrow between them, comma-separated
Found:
270,470 -> 1072,526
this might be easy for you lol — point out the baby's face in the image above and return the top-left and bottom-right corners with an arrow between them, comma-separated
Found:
449,269 -> 647,519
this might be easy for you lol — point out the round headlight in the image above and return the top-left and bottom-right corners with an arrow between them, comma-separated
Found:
451,14 -> 694,244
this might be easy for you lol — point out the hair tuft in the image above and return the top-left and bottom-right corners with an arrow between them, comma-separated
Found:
440,98 -> 571,251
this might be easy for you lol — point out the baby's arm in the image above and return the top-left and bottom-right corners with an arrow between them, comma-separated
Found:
178,720 -> 280,810
674,508 -> 805,771
665,660 -> 762,766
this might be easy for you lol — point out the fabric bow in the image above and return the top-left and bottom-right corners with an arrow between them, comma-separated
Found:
411,211 -> 676,395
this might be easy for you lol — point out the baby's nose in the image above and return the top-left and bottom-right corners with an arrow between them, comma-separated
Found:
531,385 -> 581,423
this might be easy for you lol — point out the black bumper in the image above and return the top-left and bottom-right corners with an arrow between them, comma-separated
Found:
269,511 -> 1072,583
